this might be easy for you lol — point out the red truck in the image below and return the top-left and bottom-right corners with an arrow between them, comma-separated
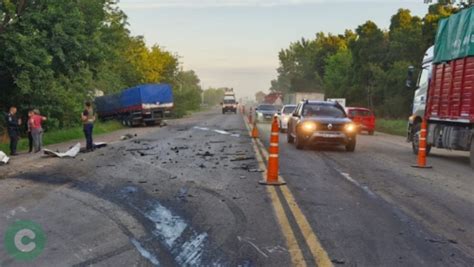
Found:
407,7 -> 474,168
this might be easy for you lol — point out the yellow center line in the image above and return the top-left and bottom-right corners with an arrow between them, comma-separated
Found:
244,118 -> 307,266
243,116 -> 333,267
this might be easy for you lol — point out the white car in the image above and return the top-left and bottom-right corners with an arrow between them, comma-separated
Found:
276,105 -> 297,132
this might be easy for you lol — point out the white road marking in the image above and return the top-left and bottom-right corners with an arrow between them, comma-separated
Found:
237,236 -> 269,258
339,172 -> 377,199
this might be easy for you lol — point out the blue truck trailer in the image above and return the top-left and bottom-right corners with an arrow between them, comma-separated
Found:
95,84 -> 174,127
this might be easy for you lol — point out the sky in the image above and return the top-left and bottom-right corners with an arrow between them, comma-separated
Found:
118,0 -> 430,99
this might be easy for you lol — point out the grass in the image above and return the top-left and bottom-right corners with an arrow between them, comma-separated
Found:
0,121 -> 123,154
375,119 -> 407,136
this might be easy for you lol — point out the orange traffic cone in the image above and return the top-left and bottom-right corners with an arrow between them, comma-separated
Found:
251,121 -> 259,138
260,116 -> 286,186
412,118 -> 432,169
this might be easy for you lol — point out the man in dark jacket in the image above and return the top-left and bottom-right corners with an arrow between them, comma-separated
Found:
5,106 -> 22,156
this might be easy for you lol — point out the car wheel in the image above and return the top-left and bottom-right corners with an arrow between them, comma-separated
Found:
287,130 -> 294,144
295,131 -> 306,150
412,123 -> 431,155
346,138 -> 356,152
368,130 -> 374,136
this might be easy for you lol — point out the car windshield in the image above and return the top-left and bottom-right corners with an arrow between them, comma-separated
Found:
224,99 -> 236,104
282,106 -> 296,114
258,105 -> 277,111
303,104 -> 346,118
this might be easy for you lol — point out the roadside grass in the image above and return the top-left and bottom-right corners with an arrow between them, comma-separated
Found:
376,119 -> 406,136
0,121 -> 123,154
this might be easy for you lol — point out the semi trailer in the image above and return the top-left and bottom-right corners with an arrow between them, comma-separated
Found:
95,84 -> 173,127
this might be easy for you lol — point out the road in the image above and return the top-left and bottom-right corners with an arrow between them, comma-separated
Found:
0,109 -> 473,266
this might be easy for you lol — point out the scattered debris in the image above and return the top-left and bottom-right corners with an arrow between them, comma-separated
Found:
44,143 -> 80,158
230,156 -> 255,162
331,258 -> 346,265
0,151 -> 10,164
120,133 -> 136,140
197,151 -> 214,157
425,238 -> 446,244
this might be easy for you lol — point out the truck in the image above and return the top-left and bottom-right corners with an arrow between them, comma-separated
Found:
95,84 -> 173,127
407,7 -> 474,168
222,88 -> 238,114
284,92 -> 325,105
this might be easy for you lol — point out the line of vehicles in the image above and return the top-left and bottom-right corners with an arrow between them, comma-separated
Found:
254,100 -> 374,152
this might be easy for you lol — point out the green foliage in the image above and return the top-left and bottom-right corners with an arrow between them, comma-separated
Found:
0,0 -> 202,131
375,119 -> 407,136
272,4 -> 457,119
172,70 -> 202,118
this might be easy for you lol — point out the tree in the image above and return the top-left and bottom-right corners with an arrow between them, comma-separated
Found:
172,70 -> 202,117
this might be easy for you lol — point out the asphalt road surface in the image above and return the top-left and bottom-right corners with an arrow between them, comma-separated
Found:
0,109 -> 473,266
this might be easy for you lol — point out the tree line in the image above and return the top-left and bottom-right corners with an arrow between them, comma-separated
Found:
0,0 -> 204,131
270,2 -> 462,118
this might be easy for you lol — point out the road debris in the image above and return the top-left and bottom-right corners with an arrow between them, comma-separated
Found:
120,133 -> 137,140
44,143 -> 80,158
331,258 -> 346,265
230,156 -> 255,162
0,151 -> 10,164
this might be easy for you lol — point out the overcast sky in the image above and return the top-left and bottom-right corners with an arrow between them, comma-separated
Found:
118,0 -> 429,99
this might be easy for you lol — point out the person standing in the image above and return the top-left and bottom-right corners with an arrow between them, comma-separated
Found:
30,109 -> 47,153
27,110 -> 34,153
81,102 -> 96,152
5,106 -> 21,156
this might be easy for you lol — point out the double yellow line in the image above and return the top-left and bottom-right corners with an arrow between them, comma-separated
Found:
243,117 -> 333,267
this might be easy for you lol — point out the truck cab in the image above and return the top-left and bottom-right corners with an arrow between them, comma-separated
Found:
407,46 -> 433,143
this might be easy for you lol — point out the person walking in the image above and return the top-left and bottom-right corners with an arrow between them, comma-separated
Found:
5,106 -> 21,156
30,109 -> 47,153
81,102 -> 96,152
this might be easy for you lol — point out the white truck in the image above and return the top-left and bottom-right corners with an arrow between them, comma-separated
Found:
284,92 -> 325,105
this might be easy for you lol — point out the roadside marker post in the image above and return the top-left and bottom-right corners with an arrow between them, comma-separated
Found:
260,116 -> 286,186
412,118 -> 432,169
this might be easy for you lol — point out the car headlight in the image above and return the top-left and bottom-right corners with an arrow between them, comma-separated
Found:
345,123 -> 357,133
282,117 -> 289,123
301,122 -> 317,132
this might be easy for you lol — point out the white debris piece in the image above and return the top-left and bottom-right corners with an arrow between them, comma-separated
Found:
0,151 -> 10,164
43,143 -> 81,158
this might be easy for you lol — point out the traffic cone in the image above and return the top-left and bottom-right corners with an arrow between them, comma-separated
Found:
251,121 -> 259,138
412,118 -> 432,169
260,116 -> 286,186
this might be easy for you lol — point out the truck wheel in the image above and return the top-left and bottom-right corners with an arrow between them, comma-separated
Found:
470,137 -> 474,169
222,110 -> 225,114
121,119 -> 127,126
412,123 -> 431,155
346,138 -> 356,152
295,132 -> 306,150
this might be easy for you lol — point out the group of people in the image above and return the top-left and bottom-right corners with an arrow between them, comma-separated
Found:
3,102 -> 96,157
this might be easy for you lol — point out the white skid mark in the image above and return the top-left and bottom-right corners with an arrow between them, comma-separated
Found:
340,172 -> 377,199
237,236 -> 269,258
145,203 -> 188,248
131,239 -> 161,266
175,233 -> 208,265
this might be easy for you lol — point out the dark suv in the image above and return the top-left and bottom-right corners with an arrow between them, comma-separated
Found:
287,101 -> 357,151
